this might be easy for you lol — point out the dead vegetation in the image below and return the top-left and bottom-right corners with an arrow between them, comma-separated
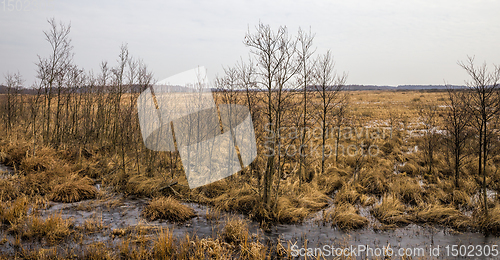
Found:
20,213 -> 74,245
142,196 -> 196,222
326,202 -> 368,230
415,204 -> 472,230
50,174 -> 97,203
371,194 -> 411,226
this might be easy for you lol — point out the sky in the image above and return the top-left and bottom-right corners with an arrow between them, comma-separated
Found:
1,0 -> 500,87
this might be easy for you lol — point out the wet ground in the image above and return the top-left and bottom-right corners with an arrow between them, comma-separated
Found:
36,192 -> 500,259
2,163 -> 500,259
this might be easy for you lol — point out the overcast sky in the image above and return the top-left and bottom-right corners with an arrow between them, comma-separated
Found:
1,0 -> 500,87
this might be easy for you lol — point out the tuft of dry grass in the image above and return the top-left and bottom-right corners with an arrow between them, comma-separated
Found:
152,228 -> 175,259
391,176 -> 423,205
0,178 -> 19,201
203,182 -> 268,221
50,174 -> 97,203
399,162 -> 420,175
142,196 -> 196,222
21,213 -> 74,245
317,168 -> 345,195
327,203 -> 368,230
206,207 -> 222,222
334,183 -> 361,205
447,189 -> 473,209
80,214 -> 106,233
479,203 -> 500,234
415,204 -> 471,230
0,196 -> 29,226
83,242 -> 115,260
198,179 -> 229,199
20,172 -> 52,197
371,194 -> 411,226
221,216 -> 249,245
358,168 -> 388,195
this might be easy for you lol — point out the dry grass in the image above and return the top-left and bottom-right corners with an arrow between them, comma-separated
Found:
0,196 -> 29,226
358,168 -> 388,195
201,182 -> 268,220
275,183 -> 330,223
19,172 -> 52,197
334,183 -> 361,205
371,194 -> 411,226
50,174 -> 97,203
221,216 -> 249,245
317,168 -> 344,195
391,175 -> 424,205
206,207 -> 222,222
399,162 -> 420,175
19,147 -> 59,173
415,204 -> 472,230
0,178 -> 19,201
21,213 -> 74,245
80,214 -> 106,233
480,203 -> 500,234
152,228 -> 176,259
142,196 -> 196,222
326,202 -> 368,230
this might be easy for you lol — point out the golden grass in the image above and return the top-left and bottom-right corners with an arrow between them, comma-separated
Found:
80,214 -> 106,233
358,168 -> 388,195
199,179 -> 229,198
201,182 -> 268,220
415,204 -> 472,230
333,183 -> 361,205
275,183 -> 331,223
480,203 -> 500,234
206,207 -> 222,222
327,202 -> 368,230
0,178 -> 19,201
391,175 -> 424,205
399,162 -> 420,175
0,196 -> 29,226
152,228 -> 176,259
83,242 -> 115,260
221,216 -> 249,245
19,172 -> 52,197
142,196 -> 196,222
371,194 -> 411,226
50,174 -> 97,203
316,170 -> 343,195
21,213 -> 74,245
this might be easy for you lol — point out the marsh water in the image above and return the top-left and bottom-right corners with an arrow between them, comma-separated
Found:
2,165 -> 500,259
39,192 -> 500,259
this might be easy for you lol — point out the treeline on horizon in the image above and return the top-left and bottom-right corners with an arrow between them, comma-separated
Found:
0,83 -> 468,94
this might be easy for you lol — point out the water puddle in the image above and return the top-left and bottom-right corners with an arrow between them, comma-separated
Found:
0,163 -> 14,178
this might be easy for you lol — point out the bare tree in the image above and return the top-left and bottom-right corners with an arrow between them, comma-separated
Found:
444,86 -> 470,188
419,104 -> 440,176
296,28 -> 316,184
3,72 -> 23,133
35,18 -> 74,145
313,50 -> 347,178
459,56 -> 500,217
244,23 -> 299,207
